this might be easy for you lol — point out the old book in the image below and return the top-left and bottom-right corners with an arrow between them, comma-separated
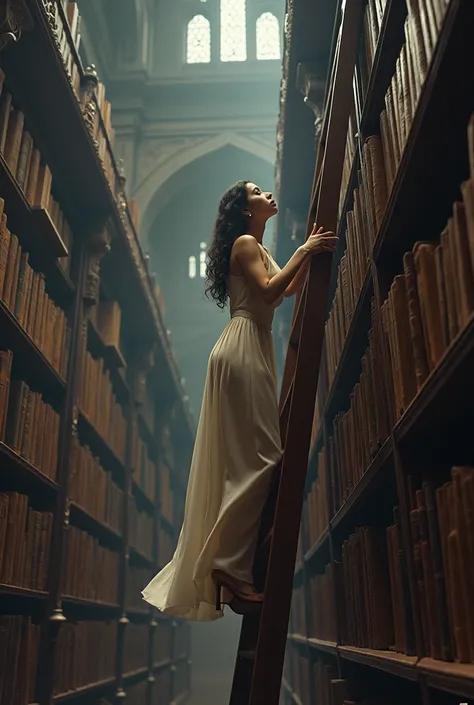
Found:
3,109 -> 24,176
16,130 -> 33,190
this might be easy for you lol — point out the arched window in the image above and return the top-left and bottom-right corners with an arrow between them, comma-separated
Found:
199,242 -> 207,278
256,12 -> 281,60
220,0 -> 246,62
186,15 -> 211,64
188,255 -> 197,279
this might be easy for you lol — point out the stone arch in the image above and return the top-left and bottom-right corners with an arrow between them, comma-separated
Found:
134,131 -> 276,246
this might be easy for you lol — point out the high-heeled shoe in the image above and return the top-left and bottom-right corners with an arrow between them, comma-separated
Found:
212,569 -> 263,615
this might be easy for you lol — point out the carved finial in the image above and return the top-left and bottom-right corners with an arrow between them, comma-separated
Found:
84,63 -> 99,83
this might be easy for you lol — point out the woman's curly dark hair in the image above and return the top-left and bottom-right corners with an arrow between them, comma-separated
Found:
205,180 -> 250,309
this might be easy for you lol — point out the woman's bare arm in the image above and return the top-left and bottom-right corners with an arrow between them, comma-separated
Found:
233,227 -> 338,306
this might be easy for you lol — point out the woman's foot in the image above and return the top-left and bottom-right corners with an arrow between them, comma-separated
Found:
212,570 -> 263,615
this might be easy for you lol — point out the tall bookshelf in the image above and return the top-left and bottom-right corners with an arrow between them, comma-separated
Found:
0,2 -> 193,705
280,0 -> 474,704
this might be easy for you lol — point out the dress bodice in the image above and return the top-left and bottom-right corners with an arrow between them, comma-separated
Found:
228,243 -> 282,330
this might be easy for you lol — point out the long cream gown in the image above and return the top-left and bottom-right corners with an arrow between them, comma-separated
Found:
142,243 -> 283,621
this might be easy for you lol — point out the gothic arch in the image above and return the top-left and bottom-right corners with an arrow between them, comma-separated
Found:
135,131 -> 276,245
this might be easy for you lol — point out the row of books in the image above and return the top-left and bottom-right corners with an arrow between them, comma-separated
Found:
410,468 -> 474,664
129,499 -> 154,560
153,621 -> 173,664
0,492 -> 52,591
381,0 -> 450,193
338,111 -> 357,221
284,643 -> 310,705
62,526 -> 119,605
126,564 -> 153,613
302,450 -> 329,552
174,621 -> 189,660
153,670 -> 172,703
174,660 -> 189,697
323,134 -> 387,398
123,623 -> 150,674
80,351 -> 127,462
158,527 -> 175,571
383,128 -> 474,420
160,464 -> 174,524
361,0 -> 389,74
0,73 -> 74,270
126,680 -> 148,702
131,426 -> 157,503
1,355 -> 61,481
0,615 -> 40,705
53,621 -> 117,696
69,437 -> 124,535
316,0 -> 455,429
309,136 -> 474,531
301,507 -> 411,656
0,217 -> 70,375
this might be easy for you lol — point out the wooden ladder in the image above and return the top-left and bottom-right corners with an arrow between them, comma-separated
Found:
228,2 -> 364,703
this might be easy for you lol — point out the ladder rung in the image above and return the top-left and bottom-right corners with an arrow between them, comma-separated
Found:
237,650 -> 256,661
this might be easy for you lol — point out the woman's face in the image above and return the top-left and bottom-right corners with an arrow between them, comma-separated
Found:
245,182 -> 278,220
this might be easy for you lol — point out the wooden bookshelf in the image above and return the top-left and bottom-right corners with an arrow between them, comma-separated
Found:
279,0 -> 474,704
0,2 -> 193,705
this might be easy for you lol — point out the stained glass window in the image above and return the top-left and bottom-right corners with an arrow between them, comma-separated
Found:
186,15 -> 211,64
256,12 -> 281,60
220,0 -> 247,62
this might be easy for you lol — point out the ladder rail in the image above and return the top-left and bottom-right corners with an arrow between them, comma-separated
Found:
229,2 -> 366,703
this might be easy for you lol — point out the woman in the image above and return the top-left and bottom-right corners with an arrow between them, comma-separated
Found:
142,180 -> 337,621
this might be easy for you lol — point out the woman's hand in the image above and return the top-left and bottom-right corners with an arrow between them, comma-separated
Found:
301,224 -> 338,256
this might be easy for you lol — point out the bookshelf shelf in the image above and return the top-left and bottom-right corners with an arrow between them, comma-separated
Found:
122,666 -> 149,683
0,583 -> 48,600
161,513 -> 175,536
338,645 -> 419,682
132,478 -> 155,516
0,153 -> 69,264
303,527 -> 329,565
330,436 -> 393,533
30,206 -> 68,258
0,441 -> 59,498
155,658 -> 172,671
307,637 -> 338,656
61,596 -> 120,614
418,659 -> 474,700
53,677 -> 116,704
129,545 -> 155,568
322,268 -> 373,425
77,411 -> 125,479
69,501 -> 122,549
395,312 -> 474,448
0,301 -> 66,398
